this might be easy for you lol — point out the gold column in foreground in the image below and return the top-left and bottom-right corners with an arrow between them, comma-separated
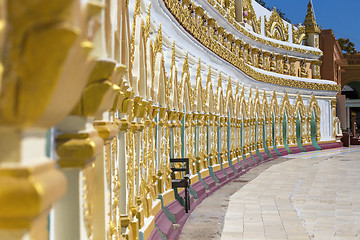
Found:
0,0 -> 99,238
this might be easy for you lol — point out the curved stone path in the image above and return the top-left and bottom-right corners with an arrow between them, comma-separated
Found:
179,146 -> 360,240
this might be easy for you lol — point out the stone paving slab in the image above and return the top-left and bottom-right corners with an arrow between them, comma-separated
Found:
179,158 -> 292,240
222,147 -> 360,240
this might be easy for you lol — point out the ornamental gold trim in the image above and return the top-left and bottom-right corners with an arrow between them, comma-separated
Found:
162,0 -> 340,92
204,0 -> 321,56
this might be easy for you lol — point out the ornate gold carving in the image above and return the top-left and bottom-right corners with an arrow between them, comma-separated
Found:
242,0 -> 261,34
163,0 -> 339,91
264,9 -> 289,42
292,25 -> 306,44
83,163 -> 95,239
304,1 -> 320,34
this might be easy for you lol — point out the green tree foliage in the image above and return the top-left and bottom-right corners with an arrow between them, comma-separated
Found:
255,0 -> 292,23
338,38 -> 357,54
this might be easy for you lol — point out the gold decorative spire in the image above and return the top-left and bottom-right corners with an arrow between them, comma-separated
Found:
196,58 -> 201,82
255,88 -> 259,101
205,65 -> 212,98
226,77 -> 232,95
235,83 -> 240,95
304,0 -> 320,34
145,3 -> 151,40
153,24 -> 163,55
217,72 -> 222,90
170,41 -> 177,86
133,0 -> 141,18
171,41 -> 176,69
182,52 -> 189,78
207,65 -> 212,86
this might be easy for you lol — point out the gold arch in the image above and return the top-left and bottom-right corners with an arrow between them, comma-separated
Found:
265,10 -> 289,42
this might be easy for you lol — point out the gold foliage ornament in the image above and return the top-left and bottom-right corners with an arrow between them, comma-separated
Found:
292,25 -> 306,45
264,9 -> 289,42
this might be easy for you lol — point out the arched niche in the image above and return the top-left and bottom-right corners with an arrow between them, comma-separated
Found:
307,95 -> 321,150
294,94 -> 307,152
239,89 -> 248,157
280,93 -> 293,154
270,91 -> 281,156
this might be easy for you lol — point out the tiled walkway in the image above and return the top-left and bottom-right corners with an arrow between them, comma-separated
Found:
222,147 -> 360,240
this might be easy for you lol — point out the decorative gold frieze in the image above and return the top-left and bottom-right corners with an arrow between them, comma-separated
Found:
204,0 -> 321,55
163,0 -> 340,91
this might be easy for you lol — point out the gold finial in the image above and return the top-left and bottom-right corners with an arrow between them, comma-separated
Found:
235,83 -> 240,95
217,72 -> 222,90
304,0 -> 320,34
196,58 -> 201,81
241,85 -> 245,97
153,24 -> 163,55
207,65 -> 212,85
255,88 -> 260,99
140,20 -> 145,37
226,76 -> 232,95
161,53 -> 165,67
145,3 -> 152,40
182,52 -> 189,78
134,0 -> 141,18
171,40 -> 176,68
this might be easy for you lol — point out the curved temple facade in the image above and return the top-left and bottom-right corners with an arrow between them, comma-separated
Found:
0,0 -> 341,239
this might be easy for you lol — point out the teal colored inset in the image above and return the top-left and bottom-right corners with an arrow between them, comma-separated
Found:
195,125 -> 198,158
311,111 -> 321,150
45,129 -> 51,158
173,188 -> 185,206
282,113 -> 293,154
272,114 -> 281,156
208,166 -> 220,183
198,172 -> 209,190
255,119 -> 264,162
189,185 -> 198,199
241,120 -> 252,167
158,194 -> 176,223
263,119 -> 273,158
181,115 -> 185,158
227,112 -> 237,174
296,113 -> 307,152
218,117 -> 228,177
155,115 -> 159,169
207,120 -> 219,183
249,152 -> 258,165
206,120 -> 210,166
